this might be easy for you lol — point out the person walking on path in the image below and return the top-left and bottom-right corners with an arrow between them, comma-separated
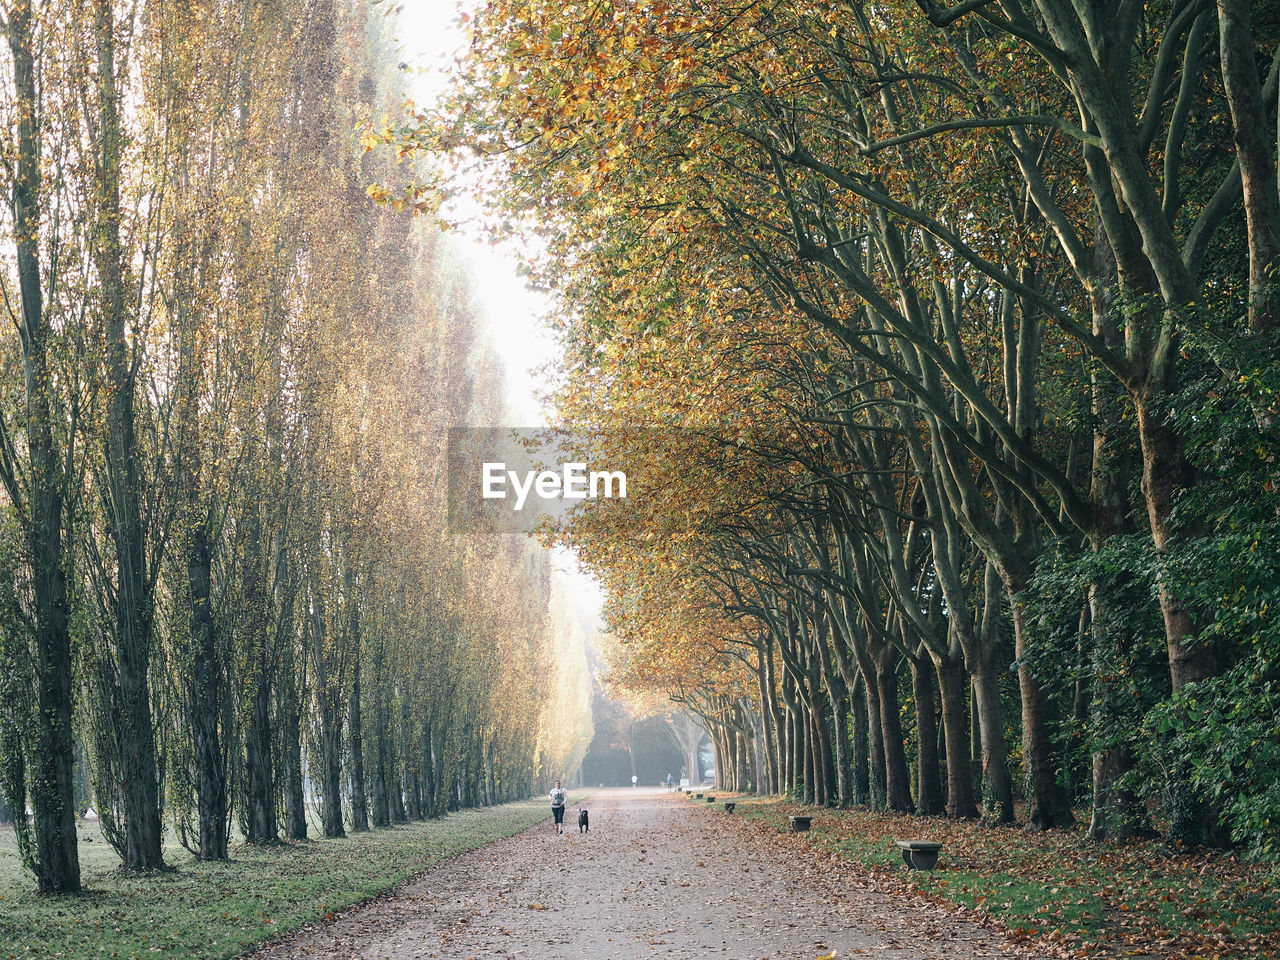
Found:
549,780 -> 567,834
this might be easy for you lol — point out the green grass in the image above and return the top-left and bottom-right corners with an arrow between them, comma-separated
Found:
732,796 -> 1280,959
0,797 -> 569,960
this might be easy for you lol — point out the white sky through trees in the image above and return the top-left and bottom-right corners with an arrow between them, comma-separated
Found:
398,0 -> 606,619
399,0 -> 552,427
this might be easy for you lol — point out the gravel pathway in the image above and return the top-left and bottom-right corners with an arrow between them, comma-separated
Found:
245,788 -> 1038,960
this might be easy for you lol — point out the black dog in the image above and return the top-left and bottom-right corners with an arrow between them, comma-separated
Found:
578,808 -> 589,833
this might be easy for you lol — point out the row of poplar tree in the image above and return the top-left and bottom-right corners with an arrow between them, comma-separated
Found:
421,0 -> 1280,856
0,0 -> 578,894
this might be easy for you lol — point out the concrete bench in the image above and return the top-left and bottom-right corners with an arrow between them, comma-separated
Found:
789,815 -> 812,832
896,839 -> 942,870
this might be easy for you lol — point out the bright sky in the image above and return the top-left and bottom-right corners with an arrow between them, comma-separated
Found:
395,0 -> 605,617
396,0 -> 554,427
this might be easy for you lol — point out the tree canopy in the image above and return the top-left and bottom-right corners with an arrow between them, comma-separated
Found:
374,0 -> 1280,855
0,0 -> 591,893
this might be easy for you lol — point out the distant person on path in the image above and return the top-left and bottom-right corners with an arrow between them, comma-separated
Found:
549,780 -> 567,834
665,772 -> 673,790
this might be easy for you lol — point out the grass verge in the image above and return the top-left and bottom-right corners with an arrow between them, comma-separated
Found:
0,797 -> 567,960
731,796 -> 1280,960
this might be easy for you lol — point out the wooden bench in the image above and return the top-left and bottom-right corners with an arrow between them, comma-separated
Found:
723,802 -> 736,813
694,792 -> 703,798
895,839 -> 942,870
705,795 -> 716,803
789,815 -> 812,832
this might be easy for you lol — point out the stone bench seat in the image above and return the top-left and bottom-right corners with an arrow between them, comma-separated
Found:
895,839 -> 942,870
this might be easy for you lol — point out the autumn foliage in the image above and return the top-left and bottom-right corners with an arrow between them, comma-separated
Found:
368,0 -> 1280,870
0,0 -> 589,893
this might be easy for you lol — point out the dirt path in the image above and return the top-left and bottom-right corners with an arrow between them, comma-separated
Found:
246,788 -> 1037,960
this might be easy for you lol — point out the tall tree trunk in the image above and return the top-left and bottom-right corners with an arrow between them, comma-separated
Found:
762,643 -> 783,791
936,659 -> 979,819
188,524 -> 227,860
240,507 -> 278,845
408,772 -> 422,820
390,762 -> 407,822
390,728 -> 408,821
372,725 -> 390,827
813,616 -> 852,806
800,700 -> 815,804
1089,740 -> 1145,840
754,652 -> 778,793
1086,370 -> 1148,839
2,0 -> 80,894
876,657 -> 913,812
348,654 -> 369,832
974,565 -> 1015,822
401,699 -> 421,817
1134,397 -> 1225,844
244,666 -> 276,843
840,614 -> 887,809
860,663 -> 888,808
851,676 -> 870,806
806,677 -> 834,806
422,720 -> 438,817
1008,589 -> 1075,829
309,597 -> 344,838
317,685 -> 344,836
827,677 -> 852,806
910,657 -> 944,815
744,713 -> 762,793
94,0 -> 163,872
280,659 -> 307,841
1217,0 -> 1280,334
972,665 -> 1014,823
435,729 -> 451,815
780,672 -> 799,794
1135,401 -> 1216,691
